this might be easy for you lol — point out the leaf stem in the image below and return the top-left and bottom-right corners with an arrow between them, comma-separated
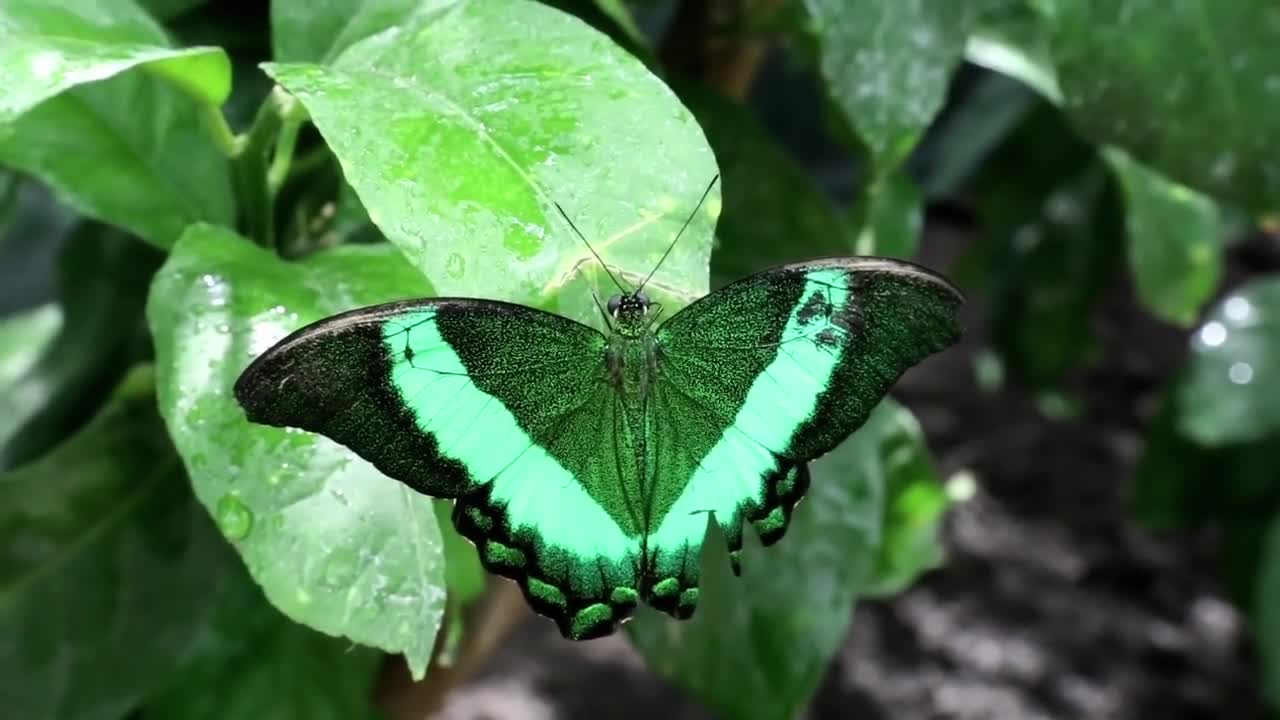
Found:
228,86 -> 305,251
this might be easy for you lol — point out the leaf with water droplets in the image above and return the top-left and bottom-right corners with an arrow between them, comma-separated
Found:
803,0 -> 976,172
1034,0 -> 1280,213
262,0 -> 720,329
0,0 -> 230,122
1177,279 -> 1280,445
147,224 -> 447,679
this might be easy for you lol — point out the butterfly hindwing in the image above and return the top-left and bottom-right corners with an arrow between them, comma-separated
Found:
234,298 -> 644,639
644,258 -> 963,612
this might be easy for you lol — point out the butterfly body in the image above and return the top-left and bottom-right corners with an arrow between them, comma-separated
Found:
235,257 -> 963,639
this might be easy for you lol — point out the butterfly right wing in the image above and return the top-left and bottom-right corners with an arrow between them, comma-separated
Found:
235,298 -> 643,639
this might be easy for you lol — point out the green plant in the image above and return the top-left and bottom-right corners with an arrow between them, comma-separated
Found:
1,0 -> 1278,718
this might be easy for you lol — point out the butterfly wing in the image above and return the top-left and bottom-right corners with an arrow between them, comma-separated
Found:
234,298 -> 643,639
644,258 -> 963,617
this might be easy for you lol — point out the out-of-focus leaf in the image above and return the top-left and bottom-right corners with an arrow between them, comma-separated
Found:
0,0 -> 229,121
854,169 -> 923,259
803,0 -> 975,172
593,0 -> 649,48
0,224 -> 163,470
147,224 -> 446,679
0,70 -> 233,250
433,500 -> 485,607
264,0 -> 720,328
146,574 -> 383,720
269,0 -> 420,64
1259,513 -> 1280,708
1105,148 -> 1221,327
1035,0 -> 1280,213
628,399 -> 942,720
139,0 -> 209,22
676,86 -> 849,287
963,105 -> 1121,387
965,1 -> 1060,101
1177,278 -> 1280,445
864,406 -> 949,596
0,367 -> 244,720
0,304 -> 61,388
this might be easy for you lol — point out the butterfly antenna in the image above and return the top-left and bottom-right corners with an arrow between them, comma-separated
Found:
637,174 -> 720,294
554,201 -> 627,294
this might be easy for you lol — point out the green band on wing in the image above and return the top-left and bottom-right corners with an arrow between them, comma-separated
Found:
383,311 -> 640,561
649,268 -> 851,550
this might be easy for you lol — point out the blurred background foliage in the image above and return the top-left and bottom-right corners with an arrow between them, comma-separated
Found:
2,0 -> 1279,718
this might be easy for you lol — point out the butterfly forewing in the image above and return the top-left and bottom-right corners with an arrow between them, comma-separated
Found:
644,258 -> 963,613
235,298 -> 646,639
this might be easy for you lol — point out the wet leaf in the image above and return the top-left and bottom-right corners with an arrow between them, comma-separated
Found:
0,0 -> 229,122
628,399 -> 940,720
1105,148 -> 1222,327
0,70 -> 234,249
263,0 -> 720,328
1177,278 -> 1280,445
1035,0 -> 1280,213
147,224 -> 446,679
804,0 -> 975,171
0,367 -> 244,720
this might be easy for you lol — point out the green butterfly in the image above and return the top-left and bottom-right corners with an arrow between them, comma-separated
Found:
234,179 -> 963,640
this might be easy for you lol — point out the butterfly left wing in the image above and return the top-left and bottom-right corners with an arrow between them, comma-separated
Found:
235,298 -> 644,639
644,258 -> 963,616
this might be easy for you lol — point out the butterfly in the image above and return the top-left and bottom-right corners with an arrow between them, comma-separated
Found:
234,177 -> 963,640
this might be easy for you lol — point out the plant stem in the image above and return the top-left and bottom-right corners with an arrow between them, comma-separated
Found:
228,86 -> 305,251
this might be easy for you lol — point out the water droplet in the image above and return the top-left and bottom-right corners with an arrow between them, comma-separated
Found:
1199,321 -> 1228,348
296,588 -> 313,605
216,494 -> 254,540
1229,361 -> 1254,385
1223,296 -> 1253,323
215,323 -> 230,334
445,252 -> 466,279
322,549 -> 359,588
330,487 -> 351,507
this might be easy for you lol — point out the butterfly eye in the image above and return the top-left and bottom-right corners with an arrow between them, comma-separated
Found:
635,291 -> 650,307
607,295 -> 622,314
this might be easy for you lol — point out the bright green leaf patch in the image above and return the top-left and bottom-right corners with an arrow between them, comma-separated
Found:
0,303 -> 60,388
1177,278 -> 1280,446
0,367 -> 244,720
628,399 -> 942,720
146,224 -> 447,679
263,0 -> 720,327
0,0 -> 230,121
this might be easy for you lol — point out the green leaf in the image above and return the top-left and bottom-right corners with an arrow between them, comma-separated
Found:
592,0 -> 649,49
1035,0 -> 1280,213
677,86 -> 850,287
0,70 -> 234,249
0,366 -> 245,720
0,0 -> 230,122
964,1 -> 1061,101
1259,513 -> 1280,708
628,399 -> 940,720
1105,148 -> 1222,327
864,406 -> 949,596
146,224 -> 447,679
269,0 -> 420,64
803,0 -> 975,171
1176,277 -> 1280,446
147,579 -> 383,720
0,304 -> 61,389
1,224 -> 163,470
433,501 -> 485,607
263,0 -> 720,327
853,169 -> 923,259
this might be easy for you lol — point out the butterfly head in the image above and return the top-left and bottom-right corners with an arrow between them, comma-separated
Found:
607,291 -> 655,335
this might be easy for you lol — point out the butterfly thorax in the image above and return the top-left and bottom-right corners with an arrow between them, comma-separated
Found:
604,292 -> 660,398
